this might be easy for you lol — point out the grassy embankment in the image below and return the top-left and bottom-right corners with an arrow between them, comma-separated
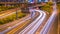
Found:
0,6 -> 18,12
0,5 -> 26,25
0,12 -> 26,25
41,2 -> 53,14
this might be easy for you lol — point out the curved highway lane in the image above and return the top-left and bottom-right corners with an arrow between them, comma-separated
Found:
19,9 -> 46,34
40,2 -> 58,34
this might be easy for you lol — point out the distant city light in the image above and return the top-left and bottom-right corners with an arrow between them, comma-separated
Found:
38,0 -> 41,2
28,0 -> 34,3
45,0 -> 48,2
38,0 -> 48,2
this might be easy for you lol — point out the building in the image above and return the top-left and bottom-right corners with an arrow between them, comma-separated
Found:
0,0 -> 48,4
0,0 -> 49,6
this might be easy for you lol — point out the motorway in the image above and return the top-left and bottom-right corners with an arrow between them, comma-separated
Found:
5,7 -> 47,34
35,2 -> 58,34
0,2 -> 58,34
40,2 -> 58,34
19,9 -> 46,34
0,8 -> 37,34
8,3 -> 58,34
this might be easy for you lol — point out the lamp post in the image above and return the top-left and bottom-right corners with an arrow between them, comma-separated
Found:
16,8 -> 18,19
14,0 -> 18,19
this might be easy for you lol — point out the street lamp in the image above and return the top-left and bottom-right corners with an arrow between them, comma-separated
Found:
16,8 -> 18,19
14,0 -> 18,19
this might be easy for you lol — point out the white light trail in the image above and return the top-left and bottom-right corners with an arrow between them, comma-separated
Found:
19,9 -> 46,34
